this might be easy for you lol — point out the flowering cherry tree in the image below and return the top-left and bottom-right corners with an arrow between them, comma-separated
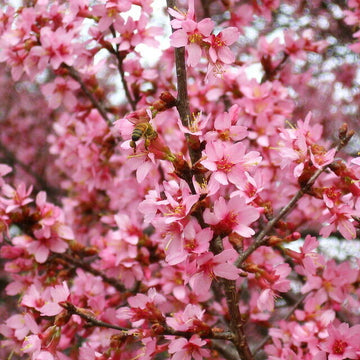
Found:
1,0 -> 360,359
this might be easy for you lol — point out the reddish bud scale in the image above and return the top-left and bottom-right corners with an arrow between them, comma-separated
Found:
151,323 -> 165,335
298,162 -> 317,188
149,137 -> 175,161
267,235 -> 283,245
159,91 -> 177,108
338,123 -> 348,140
54,311 -> 72,326
229,232 -> 244,248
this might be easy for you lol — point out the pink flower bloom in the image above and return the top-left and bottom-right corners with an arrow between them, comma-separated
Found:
1,183 -> 33,213
41,77 -> 80,110
201,140 -> 261,186
166,304 -> 205,331
319,323 -> 360,360
257,264 -> 291,312
170,17 -> 214,67
168,334 -> 210,360
204,27 -> 239,64
169,0 -> 214,67
28,27 -> 76,71
165,219 -> 212,265
320,202 -> 357,240
189,249 -> 239,294
92,1 -> 129,32
205,104 -> 248,142
203,195 -> 259,237
38,282 -> 70,316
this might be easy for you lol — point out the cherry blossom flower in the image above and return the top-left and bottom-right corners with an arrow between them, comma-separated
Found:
168,334 -> 210,360
166,304 -> 207,332
319,322 -> 360,360
201,140 -> 261,186
189,248 -> 239,294
41,77 -> 80,110
203,195 -> 260,237
170,17 -> 214,67
204,27 -> 240,64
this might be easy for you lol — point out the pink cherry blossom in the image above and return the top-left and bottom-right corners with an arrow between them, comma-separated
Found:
203,195 -> 260,237
189,248 -> 239,294
201,140 -> 261,186
168,334 -> 210,360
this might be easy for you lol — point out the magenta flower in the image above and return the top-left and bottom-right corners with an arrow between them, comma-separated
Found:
203,195 -> 259,237
319,322 -> 360,360
201,140 -> 261,186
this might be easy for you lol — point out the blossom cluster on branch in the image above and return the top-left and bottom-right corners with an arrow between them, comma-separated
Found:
0,0 -> 360,360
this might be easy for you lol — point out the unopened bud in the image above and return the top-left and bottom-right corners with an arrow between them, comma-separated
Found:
338,123 -> 348,140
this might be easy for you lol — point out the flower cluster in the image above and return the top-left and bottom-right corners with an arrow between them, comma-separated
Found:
0,1 -> 360,360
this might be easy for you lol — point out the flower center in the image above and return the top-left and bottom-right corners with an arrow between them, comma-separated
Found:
216,157 -> 233,172
332,339 -> 347,355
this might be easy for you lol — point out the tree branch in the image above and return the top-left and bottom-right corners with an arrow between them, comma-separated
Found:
62,64 -> 112,126
61,301 -> 129,331
109,25 -> 137,111
53,253 -> 126,293
166,0 -> 203,166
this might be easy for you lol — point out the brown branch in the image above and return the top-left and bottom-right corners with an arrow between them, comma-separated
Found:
164,325 -> 234,341
109,25 -> 137,111
54,253 -> 126,293
62,64 -> 112,126
223,279 -> 254,360
166,0 -> 203,167
210,238 -> 253,360
61,301 -> 129,331
200,0 -> 211,18
62,301 -> 234,342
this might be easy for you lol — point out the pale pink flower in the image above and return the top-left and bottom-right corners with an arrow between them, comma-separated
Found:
204,27 -> 239,64
38,282 -> 70,316
168,334 -> 210,360
170,17 -> 214,67
41,77 -> 80,110
189,249 -> 239,294
166,304 -> 205,331
320,203 -> 357,240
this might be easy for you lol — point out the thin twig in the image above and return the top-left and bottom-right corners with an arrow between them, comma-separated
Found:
61,301 -> 129,331
164,325 -> 234,341
223,279 -> 254,360
211,238 -> 254,360
109,25 -> 137,111
54,253 -> 126,293
211,340 -> 240,360
166,0 -> 203,167
62,64 -> 112,126
62,301 -> 234,341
